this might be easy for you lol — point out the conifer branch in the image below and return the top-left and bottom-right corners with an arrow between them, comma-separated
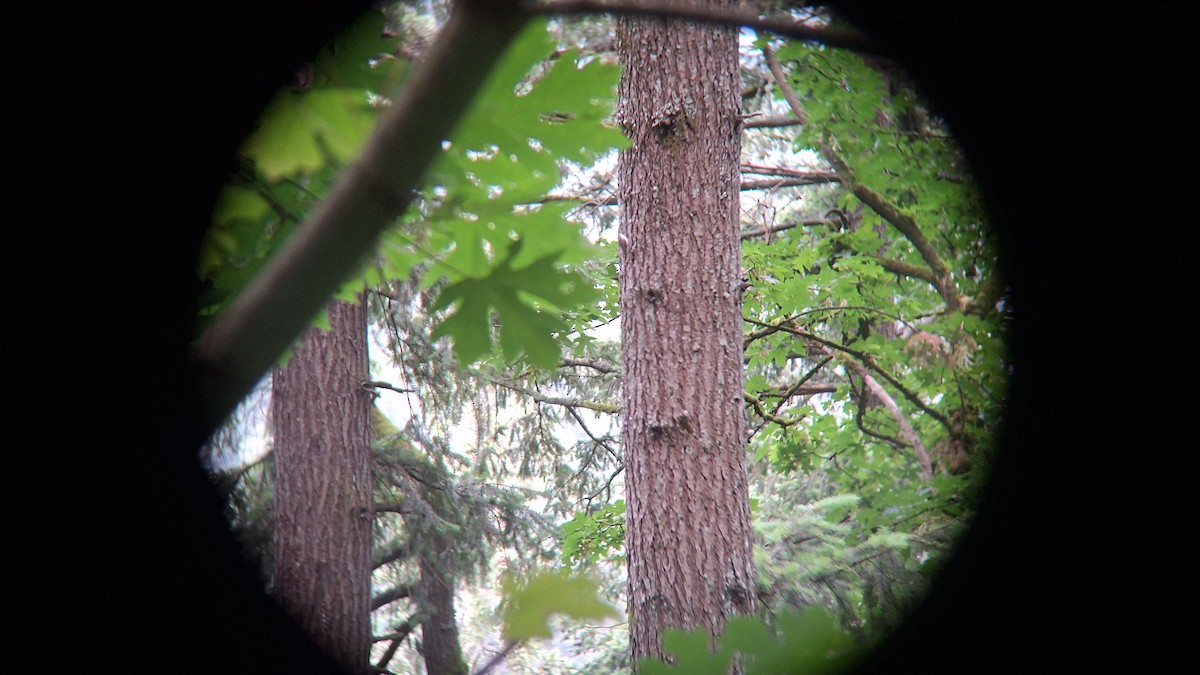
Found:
486,376 -> 620,414
370,583 -> 415,611
560,357 -> 618,374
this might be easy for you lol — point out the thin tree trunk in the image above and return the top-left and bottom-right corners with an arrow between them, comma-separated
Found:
272,297 -> 373,674
417,535 -> 468,675
616,1 -> 756,664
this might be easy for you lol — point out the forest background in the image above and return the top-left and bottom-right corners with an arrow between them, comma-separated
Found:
15,1 -> 1193,673
196,2 -> 1002,672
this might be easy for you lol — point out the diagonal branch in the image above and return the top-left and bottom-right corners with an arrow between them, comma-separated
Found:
818,144 -> 960,310
744,317 -> 951,431
836,351 -> 934,482
565,405 -> 620,457
761,42 -> 962,311
763,45 -> 808,126
193,1 -> 530,428
486,376 -> 620,414
525,0 -> 882,54
371,583 -> 415,611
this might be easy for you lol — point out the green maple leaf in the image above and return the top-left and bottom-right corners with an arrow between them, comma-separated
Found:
240,88 -> 378,181
430,239 -> 596,368
500,571 -> 619,642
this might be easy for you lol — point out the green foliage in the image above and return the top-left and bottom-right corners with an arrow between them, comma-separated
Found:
241,88 -> 378,181
636,607 -> 859,675
430,239 -> 598,369
561,499 -> 626,568
199,12 -> 624,372
409,16 -> 624,369
207,7 -> 1010,672
196,13 -> 402,330
500,570 -> 620,641
240,12 -> 407,180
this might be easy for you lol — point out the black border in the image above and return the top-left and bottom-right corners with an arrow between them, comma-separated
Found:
16,1 -> 1192,671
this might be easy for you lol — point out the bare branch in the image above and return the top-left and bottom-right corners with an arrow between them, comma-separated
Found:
740,218 -> 828,240
475,640 -> 521,675
741,175 -> 839,191
361,380 -> 416,394
373,614 -> 420,673
525,0 -> 883,55
743,317 -> 951,430
560,357 -> 618,374
371,583 -> 415,611
837,352 -> 934,481
763,45 -> 808,125
744,114 -> 805,129
741,162 -> 826,178
486,376 -> 621,414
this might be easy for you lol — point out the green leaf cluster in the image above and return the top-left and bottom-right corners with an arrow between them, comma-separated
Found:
637,607 -> 859,675
561,499 -> 626,568
407,17 -> 625,368
430,240 -> 597,369
197,12 -> 403,330
500,570 -> 620,642
199,11 -> 625,372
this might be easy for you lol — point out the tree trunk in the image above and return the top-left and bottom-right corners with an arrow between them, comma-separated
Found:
272,297 -> 373,674
417,535 -> 468,675
616,2 -> 757,665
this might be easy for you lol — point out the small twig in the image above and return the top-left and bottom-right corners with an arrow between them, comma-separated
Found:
768,357 -> 836,419
745,391 -> 804,427
581,464 -> 625,506
474,640 -> 521,675
566,406 -> 620,457
560,357 -> 618,374
743,317 -> 951,430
